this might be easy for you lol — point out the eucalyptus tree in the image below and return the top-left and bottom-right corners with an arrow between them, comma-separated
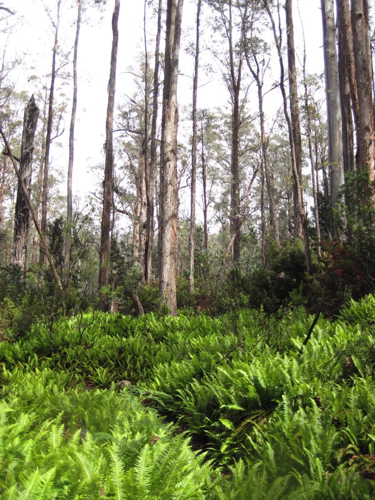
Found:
243,5 -> 280,249
159,0 -> 184,315
205,0 -> 249,264
336,0 -> 357,174
40,0 -> 62,266
64,0 -> 82,284
263,0 -> 311,272
144,0 -> 163,284
189,0 -> 202,293
351,0 -> 374,176
321,0 -> 344,208
99,0 -> 120,309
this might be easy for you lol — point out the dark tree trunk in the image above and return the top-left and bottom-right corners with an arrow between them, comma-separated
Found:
351,0 -> 375,176
285,0 -> 303,238
264,0 -> 311,271
11,96 -> 39,271
99,0 -> 120,309
337,0 -> 356,174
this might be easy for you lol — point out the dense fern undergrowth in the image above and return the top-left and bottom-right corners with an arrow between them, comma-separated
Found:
1,297 -> 375,498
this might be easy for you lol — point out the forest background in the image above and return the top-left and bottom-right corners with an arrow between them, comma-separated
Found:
0,0 -> 375,321
2,1 -> 375,497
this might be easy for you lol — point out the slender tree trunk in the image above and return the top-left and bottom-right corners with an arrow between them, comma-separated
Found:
40,0 -> 61,266
260,157 -> 266,268
99,0 -> 120,309
321,0 -> 345,207
226,1 -> 243,264
246,52 -> 280,246
11,96 -> 39,271
142,0 -> 149,280
302,51 -> 322,257
285,0 -> 303,239
138,153 -> 147,261
201,131 -> 208,251
264,0 -> 311,271
337,0 -> 356,174
351,0 -> 375,176
0,155 -> 6,227
64,0 -> 81,283
145,0 -> 162,284
159,0 -> 184,315
189,0 -> 201,294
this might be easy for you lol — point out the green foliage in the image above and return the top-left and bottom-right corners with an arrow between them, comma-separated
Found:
1,296 -> 375,498
318,170 -> 375,316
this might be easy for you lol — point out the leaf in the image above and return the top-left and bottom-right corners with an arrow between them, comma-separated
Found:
219,418 -> 235,431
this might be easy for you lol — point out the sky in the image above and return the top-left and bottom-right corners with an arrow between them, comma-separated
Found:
5,0 -> 324,206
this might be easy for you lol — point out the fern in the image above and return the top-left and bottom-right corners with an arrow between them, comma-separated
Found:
107,449 -> 126,500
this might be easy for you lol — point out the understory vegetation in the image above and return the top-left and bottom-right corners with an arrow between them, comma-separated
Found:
1,295 -> 375,498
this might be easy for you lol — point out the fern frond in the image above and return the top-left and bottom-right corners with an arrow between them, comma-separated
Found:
135,443 -> 152,494
107,449 -> 125,500
18,470 -> 41,500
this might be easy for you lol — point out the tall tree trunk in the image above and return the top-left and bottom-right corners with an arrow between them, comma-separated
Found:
142,0 -> 149,280
321,0 -> 345,208
11,96 -> 39,271
0,155 -> 6,227
302,43 -> 322,257
189,0 -> 201,294
40,0 -> 61,266
351,0 -> 375,176
64,0 -> 81,283
264,0 -> 311,271
260,157 -> 266,268
285,0 -> 303,239
138,153 -> 147,261
99,0 -> 120,309
32,87 -> 48,263
159,0 -> 184,315
337,0 -> 357,174
245,52 -> 280,246
201,130 -> 208,251
145,0 -> 162,284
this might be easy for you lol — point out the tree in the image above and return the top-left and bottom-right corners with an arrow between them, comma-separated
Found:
145,0 -> 163,284
336,0 -> 357,174
40,0 -> 62,265
351,0 -> 374,176
10,96 -> 39,270
243,7 -> 280,248
264,0 -> 311,271
99,0 -> 120,309
64,0 -> 82,284
207,0 -> 248,264
321,0 -> 344,208
189,0 -> 202,293
159,0 -> 184,315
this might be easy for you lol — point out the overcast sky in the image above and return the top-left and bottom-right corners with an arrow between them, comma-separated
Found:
5,0 -> 324,203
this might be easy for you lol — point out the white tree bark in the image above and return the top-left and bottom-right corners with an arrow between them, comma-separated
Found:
321,0 -> 344,206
